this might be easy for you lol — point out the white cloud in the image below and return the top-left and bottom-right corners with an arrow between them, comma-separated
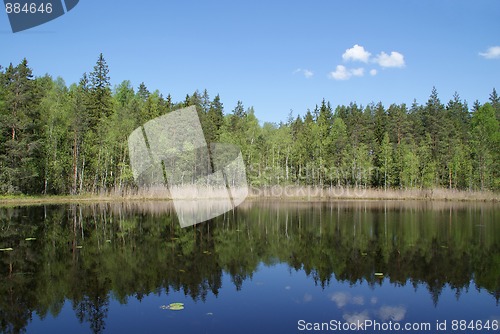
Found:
343,44 -> 371,63
303,293 -> 313,302
375,51 -> 405,68
479,46 -> 500,59
328,65 -> 365,80
293,68 -> 314,78
329,65 -> 351,80
303,69 -> 314,78
329,46 -> 405,79
351,68 -> 364,77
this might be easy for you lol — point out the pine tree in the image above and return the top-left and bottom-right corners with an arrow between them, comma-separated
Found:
316,99 -> 333,184
372,102 -> 387,146
424,87 -> 453,186
418,134 -> 436,188
87,53 -> 114,192
387,103 -> 410,145
0,59 -> 43,193
229,100 -> 246,133
137,82 -> 150,102
88,53 -> 113,125
201,89 -> 210,114
205,94 -> 224,143
489,88 -> 500,122
166,94 -> 173,111
446,92 -> 470,143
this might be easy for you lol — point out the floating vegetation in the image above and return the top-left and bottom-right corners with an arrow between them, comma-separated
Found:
0,248 -> 13,252
160,303 -> 185,311
25,237 -> 36,241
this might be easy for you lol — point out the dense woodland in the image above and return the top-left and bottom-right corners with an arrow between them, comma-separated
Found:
0,54 -> 499,195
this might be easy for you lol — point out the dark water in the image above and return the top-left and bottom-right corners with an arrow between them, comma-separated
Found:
0,200 -> 498,334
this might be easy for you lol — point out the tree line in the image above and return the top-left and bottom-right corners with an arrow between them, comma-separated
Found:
0,54 -> 499,195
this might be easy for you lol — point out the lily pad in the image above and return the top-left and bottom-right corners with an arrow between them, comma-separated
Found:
0,248 -> 13,252
25,237 -> 36,241
160,303 -> 185,311
169,302 -> 184,308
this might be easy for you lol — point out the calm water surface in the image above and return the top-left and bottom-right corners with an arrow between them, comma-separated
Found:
0,200 -> 498,333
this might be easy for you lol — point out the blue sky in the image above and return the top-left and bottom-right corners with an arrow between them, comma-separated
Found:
1,0 -> 499,123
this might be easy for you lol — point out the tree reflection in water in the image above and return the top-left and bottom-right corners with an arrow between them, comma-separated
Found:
0,200 -> 498,333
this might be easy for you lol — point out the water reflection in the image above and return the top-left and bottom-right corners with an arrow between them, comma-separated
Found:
0,200 -> 498,333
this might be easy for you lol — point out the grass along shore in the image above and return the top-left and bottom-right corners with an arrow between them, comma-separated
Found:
0,186 -> 498,205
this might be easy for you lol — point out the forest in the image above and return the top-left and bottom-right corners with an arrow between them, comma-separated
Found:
0,54 -> 499,196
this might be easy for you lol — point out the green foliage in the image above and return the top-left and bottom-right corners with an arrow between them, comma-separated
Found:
378,132 -> 393,190
471,103 -> 500,190
0,56 -> 498,194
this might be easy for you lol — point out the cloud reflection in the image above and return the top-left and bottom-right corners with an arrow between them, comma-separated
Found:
329,292 -> 350,308
378,306 -> 407,322
329,292 -> 365,308
343,311 -> 371,329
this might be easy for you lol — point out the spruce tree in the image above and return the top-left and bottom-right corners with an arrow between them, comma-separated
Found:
88,53 -> 112,125
489,88 -> 500,122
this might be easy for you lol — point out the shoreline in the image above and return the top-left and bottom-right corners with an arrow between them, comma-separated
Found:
0,187 -> 498,206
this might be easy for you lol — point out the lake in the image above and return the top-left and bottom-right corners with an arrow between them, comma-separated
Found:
0,200 -> 498,333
